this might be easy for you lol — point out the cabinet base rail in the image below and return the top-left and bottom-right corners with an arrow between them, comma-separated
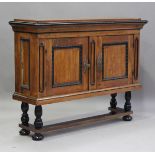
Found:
19,107 -> 133,140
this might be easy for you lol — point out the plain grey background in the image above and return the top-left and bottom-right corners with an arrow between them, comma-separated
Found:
0,2 -> 154,152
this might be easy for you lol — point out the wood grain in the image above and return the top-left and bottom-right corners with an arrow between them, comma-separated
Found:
54,48 -> 80,84
103,44 -> 126,79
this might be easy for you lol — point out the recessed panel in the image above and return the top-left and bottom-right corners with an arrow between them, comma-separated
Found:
52,46 -> 82,88
20,39 -> 30,90
103,43 -> 128,80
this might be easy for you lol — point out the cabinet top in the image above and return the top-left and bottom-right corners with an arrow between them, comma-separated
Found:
10,18 -> 147,26
9,18 -> 148,33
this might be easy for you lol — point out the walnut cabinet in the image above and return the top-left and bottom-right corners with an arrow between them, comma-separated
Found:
9,18 -> 147,141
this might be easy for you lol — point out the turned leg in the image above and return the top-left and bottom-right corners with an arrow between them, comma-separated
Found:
110,93 -> 117,114
19,102 -> 30,136
122,91 -> 132,121
32,105 -> 44,141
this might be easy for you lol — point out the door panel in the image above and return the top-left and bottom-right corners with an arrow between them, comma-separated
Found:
97,35 -> 133,89
53,47 -> 80,86
103,42 -> 128,80
43,37 -> 89,96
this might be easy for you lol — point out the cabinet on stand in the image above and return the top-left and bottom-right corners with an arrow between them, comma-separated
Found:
9,18 -> 147,140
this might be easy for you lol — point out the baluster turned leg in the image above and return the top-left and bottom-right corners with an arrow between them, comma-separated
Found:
110,93 -> 117,114
19,102 -> 30,135
122,91 -> 132,121
32,105 -> 44,141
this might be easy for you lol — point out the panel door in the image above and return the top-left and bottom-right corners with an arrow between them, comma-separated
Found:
40,37 -> 89,96
97,35 -> 133,89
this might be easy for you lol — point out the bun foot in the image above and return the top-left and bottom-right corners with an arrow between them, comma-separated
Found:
122,115 -> 132,121
19,129 -> 30,136
32,133 -> 44,141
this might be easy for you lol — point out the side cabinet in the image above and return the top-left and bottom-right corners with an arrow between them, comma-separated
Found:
9,18 -> 147,141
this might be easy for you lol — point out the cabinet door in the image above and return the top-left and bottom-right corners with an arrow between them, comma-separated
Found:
42,37 -> 89,96
97,35 -> 133,89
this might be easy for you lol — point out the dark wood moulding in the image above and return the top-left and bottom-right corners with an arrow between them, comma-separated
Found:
9,18 -> 148,33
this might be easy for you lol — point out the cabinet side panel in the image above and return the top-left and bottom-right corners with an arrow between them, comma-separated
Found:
14,33 -> 39,97
20,38 -> 30,90
14,33 -> 21,93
